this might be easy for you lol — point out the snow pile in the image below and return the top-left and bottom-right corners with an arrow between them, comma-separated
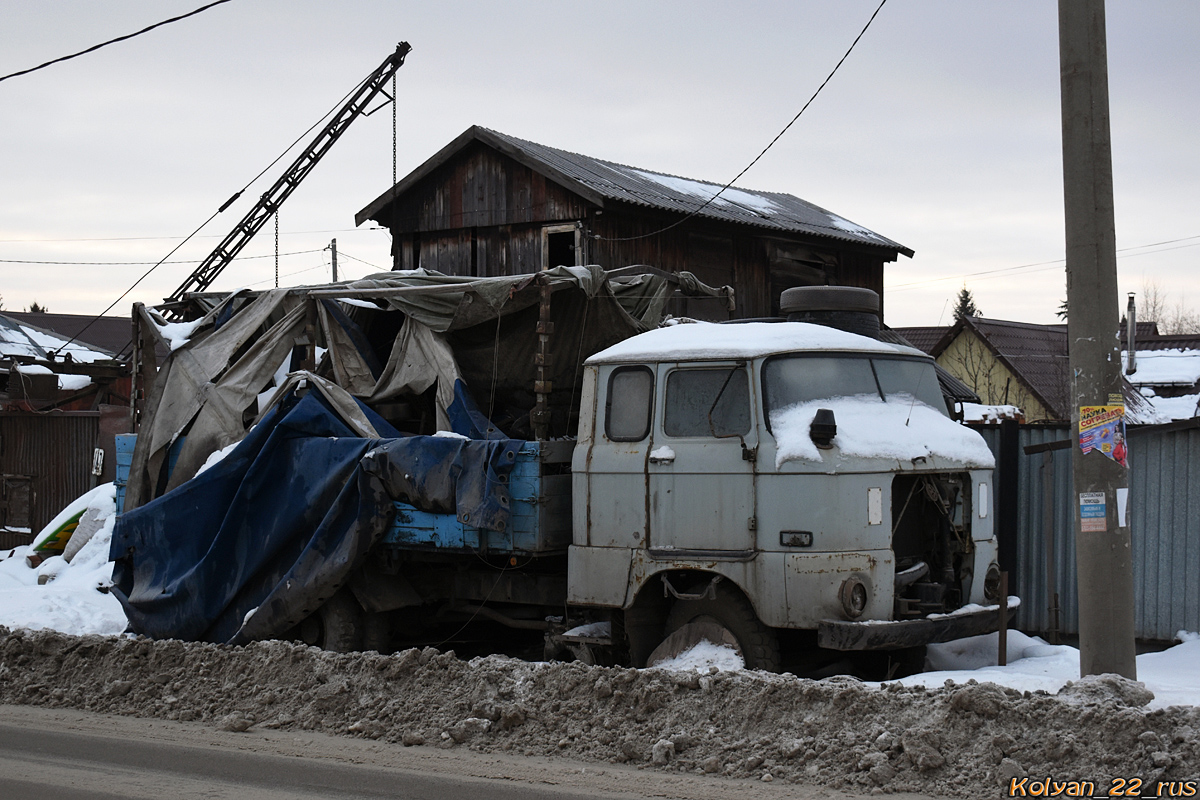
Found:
894,630 -> 1200,711
772,394 -> 996,468
650,640 -> 744,673
961,402 -> 1022,422
152,317 -> 205,351
1,630 -> 1197,797
0,484 -> 126,636
1144,392 -> 1200,420
12,363 -> 93,391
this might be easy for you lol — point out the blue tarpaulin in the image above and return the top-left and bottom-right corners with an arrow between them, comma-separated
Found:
110,385 -> 523,644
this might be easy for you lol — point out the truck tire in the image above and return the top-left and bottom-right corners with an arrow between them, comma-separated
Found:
296,590 -> 364,652
661,583 -> 781,671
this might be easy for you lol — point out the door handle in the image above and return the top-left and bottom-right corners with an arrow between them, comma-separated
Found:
649,446 -> 675,465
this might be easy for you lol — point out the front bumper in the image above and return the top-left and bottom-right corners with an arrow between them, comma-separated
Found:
817,600 -> 1018,651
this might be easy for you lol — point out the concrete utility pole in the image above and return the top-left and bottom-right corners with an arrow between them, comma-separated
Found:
1058,0 -> 1137,679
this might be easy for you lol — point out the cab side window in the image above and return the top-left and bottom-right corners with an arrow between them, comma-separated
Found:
664,367 -> 750,437
605,366 -> 654,441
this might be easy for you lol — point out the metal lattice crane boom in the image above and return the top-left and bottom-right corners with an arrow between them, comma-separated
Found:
165,42 -> 411,308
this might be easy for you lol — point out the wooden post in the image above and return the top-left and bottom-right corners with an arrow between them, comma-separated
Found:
530,275 -> 553,441
998,571 -> 1009,666
1042,449 -> 1060,644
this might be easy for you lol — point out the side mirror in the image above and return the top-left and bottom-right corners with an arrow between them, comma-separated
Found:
810,408 -> 837,450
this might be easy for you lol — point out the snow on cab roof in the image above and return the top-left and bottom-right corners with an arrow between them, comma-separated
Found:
587,321 -> 924,364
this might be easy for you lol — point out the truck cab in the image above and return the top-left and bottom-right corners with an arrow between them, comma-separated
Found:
568,319 -> 1003,670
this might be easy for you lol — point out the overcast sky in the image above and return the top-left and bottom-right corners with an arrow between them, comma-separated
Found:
2,1 -> 1197,327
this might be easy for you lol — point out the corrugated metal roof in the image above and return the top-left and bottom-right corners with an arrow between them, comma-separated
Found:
2,312 -> 126,358
359,126 -> 911,257
0,313 -> 117,364
890,325 -> 950,355
480,128 -> 911,255
964,317 -> 1070,419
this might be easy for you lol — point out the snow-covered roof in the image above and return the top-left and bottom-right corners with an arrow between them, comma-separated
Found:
586,321 -> 925,365
1125,349 -> 1200,388
0,314 -> 114,364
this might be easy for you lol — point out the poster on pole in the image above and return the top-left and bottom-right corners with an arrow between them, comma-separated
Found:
1079,397 -> 1127,467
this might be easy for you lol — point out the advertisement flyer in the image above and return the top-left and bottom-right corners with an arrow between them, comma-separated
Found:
1079,399 -> 1127,467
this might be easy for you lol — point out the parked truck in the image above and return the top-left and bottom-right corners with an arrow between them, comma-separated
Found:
113,270 -> 1005,675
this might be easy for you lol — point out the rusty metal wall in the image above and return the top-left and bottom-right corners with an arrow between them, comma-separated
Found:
0,412 -> 99,534
978,420 -> 1200,641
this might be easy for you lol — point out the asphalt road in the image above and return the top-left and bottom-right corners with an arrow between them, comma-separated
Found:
0,705 -> 936,800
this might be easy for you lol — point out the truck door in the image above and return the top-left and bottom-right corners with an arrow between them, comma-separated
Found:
585,364 -> 655,549
648,362 -> 757,554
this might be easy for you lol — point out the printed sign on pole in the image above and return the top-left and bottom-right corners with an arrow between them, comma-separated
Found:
1079,400 -> 1127,467
1079,491 -> 1107,532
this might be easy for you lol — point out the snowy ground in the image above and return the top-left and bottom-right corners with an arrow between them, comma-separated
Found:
1,484 -> 1196,711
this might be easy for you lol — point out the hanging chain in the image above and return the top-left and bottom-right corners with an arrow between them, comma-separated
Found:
392,72 -> 397,187
274,211 -> 279,288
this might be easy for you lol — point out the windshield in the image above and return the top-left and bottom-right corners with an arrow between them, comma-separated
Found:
762,355 -> 947,419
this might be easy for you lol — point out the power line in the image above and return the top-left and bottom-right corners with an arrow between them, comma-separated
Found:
0,0 -> 236,84
334,249 -> 383,271
0,227 -> 387,244
888,237 -> 1200,292
592,0 -> 889,244
45,54 -> 389,356
0,249 -> 322,267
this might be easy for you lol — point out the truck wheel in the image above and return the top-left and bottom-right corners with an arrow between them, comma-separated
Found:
658,583 -> 781,671
296,590 -> 363,652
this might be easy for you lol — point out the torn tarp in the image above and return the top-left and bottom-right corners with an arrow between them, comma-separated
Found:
110,381 -> 523,644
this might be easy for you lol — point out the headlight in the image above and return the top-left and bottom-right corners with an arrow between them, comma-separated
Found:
839,575 -> 869,619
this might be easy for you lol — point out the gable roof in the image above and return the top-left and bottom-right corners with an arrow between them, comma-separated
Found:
2,312 -> 128,359
0,313 -> 118,363
889,325 -> 950,355
937,317 -> 1070,419
358,126 -> 913,258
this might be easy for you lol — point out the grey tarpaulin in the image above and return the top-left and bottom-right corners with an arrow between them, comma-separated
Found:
125,289 -> 298,510
126,266 -> 729,509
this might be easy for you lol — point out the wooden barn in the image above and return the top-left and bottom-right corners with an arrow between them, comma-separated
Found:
356,126 -> 912,321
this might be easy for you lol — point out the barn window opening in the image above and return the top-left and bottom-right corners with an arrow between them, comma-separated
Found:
542,224 -> 578,270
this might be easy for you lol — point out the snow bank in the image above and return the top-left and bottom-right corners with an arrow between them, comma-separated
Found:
0,484 -> 126,636
961,402 -> 1022,422
1146,392 -> 1200,420
892,630 -> 1200,710
772,394 -> 996,468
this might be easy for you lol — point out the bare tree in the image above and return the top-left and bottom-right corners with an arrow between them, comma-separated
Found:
1139,278 -> 1200,334
944,332 -> 1044,418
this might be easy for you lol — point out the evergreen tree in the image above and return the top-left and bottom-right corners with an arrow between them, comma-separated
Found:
1057,298 -> 1068,321
953,286 -> 980,321
27,300 -> 47,313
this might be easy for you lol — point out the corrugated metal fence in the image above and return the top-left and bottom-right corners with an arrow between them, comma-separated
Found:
977,420 -> 1200,641
0,412 -> 100,542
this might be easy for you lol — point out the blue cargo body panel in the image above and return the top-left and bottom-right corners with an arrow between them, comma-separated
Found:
384,440 -> 572,555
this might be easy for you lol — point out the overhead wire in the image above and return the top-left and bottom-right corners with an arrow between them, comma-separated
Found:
0,249 -> 322,266
591,0 -> 889,244
0,0 -> 236,84
0,227 -> 388,244
888,237 -> 1200,292
46,54 -> 385,358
